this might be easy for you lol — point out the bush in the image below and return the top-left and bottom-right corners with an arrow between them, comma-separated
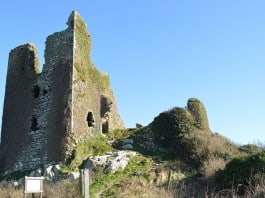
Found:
187,98 -> 209,130
239,144 -> 262,154
216,151 -> 265,189
151,98 -> 212,167
151,98 -> 240,170
151,107 -> 194,148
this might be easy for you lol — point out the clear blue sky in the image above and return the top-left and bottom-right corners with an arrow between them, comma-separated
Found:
1,0 -> 265,145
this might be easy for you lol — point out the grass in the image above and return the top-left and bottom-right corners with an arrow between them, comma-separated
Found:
89,154 -> 153,197
69,135 -> 114,171
0,179 -> 80,198
106,128 -> 135,141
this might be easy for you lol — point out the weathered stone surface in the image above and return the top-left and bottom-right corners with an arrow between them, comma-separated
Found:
136,123 -> 143,128
121,144 -> 133,150
85,151 -> 136,173
120,139 -> 134,150
0,11 -> 124,175
122,138 -> 134,145
68,172 -> 80,181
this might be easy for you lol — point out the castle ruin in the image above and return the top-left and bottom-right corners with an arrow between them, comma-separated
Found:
0,11 -> 124,175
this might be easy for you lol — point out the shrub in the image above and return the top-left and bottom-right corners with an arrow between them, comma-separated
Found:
239,144 -> 262,154
151,107 -> 194,149
216,151 -> 265,189
187,98 -> 209,130
151,98 -> 240,170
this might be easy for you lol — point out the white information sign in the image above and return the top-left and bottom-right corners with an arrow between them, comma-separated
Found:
24,176 -> 44,197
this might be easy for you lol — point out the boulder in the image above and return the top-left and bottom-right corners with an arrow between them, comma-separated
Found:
68,172 -> 80,181
85,151 -> 136,173
121,144 -> 133,150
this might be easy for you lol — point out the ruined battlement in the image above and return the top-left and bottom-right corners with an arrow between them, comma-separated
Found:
0,11 -> 124,175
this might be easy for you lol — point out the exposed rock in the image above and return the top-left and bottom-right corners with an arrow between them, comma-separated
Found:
85,151 -> 136,173
122,138 -> 134,145
43,163 -> 61,181
121,144 -> 133,150
68,172 -> 80,181
29,167 -> 42,177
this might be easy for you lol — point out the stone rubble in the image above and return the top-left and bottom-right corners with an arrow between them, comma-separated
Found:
85,151 -> 136,173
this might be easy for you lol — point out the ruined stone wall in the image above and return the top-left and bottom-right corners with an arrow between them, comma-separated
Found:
43,26 -> 74,162
0,44 -> 44,173
72,12 -> 124,144
0,11 -> 124,175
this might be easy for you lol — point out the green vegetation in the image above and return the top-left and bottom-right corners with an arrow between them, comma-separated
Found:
74,13 -> 110,92
187,98 -> 209,130
69,135 -> 114,170
239,143 -> 264,154
2,97 -> 265,197
90,154 -> 153,197
151,98 -> 240,169
216,151 -> 265,188
106,128 -> 135,141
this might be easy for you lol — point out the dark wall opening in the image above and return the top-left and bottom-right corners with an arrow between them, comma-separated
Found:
86,111 -> 95,127
102,121 -> 109,133
31,116 -> 39,131
32,85 -> 40,98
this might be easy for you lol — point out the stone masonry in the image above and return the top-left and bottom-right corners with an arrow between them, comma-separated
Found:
0,11 -> 124,175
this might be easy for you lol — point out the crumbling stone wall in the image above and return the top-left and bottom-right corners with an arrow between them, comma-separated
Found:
72,12 -> 124,146
0,44 -> 44,173
0,11 -> 124,175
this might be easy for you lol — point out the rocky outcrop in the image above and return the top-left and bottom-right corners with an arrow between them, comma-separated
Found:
84,151 -> 136,173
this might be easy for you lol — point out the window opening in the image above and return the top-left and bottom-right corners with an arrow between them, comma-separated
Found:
32,85 -> 40,98
86,111 -> 95,127
31,116 -> 39,131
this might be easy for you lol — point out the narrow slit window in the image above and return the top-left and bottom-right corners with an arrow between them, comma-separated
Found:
31,116 -> 39,131
32,85 -> 40,98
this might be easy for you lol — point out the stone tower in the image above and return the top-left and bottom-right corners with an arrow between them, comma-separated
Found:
0,11 -> 124,175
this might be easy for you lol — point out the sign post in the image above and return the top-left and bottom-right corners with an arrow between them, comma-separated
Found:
80,169 -> 89,198
24,176 -> 44,198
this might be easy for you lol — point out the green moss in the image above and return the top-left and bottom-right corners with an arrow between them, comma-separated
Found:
73,14 -> 110,92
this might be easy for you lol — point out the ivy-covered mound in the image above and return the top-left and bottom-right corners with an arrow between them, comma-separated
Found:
151,98 -> 239,169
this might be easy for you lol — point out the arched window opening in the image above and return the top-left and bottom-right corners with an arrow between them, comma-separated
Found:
86,111 -> 95,127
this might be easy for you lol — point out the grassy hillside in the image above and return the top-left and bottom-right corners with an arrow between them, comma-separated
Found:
1,98 -> 265,197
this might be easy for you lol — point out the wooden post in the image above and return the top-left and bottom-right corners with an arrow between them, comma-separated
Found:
80,169 -> 84,196
80,169 -> 89,198
167,170 -> 172,191
84,169 -> 89,198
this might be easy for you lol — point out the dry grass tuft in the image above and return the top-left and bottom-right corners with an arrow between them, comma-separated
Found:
200,157 -> 226,178
0,179 -> 79,198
